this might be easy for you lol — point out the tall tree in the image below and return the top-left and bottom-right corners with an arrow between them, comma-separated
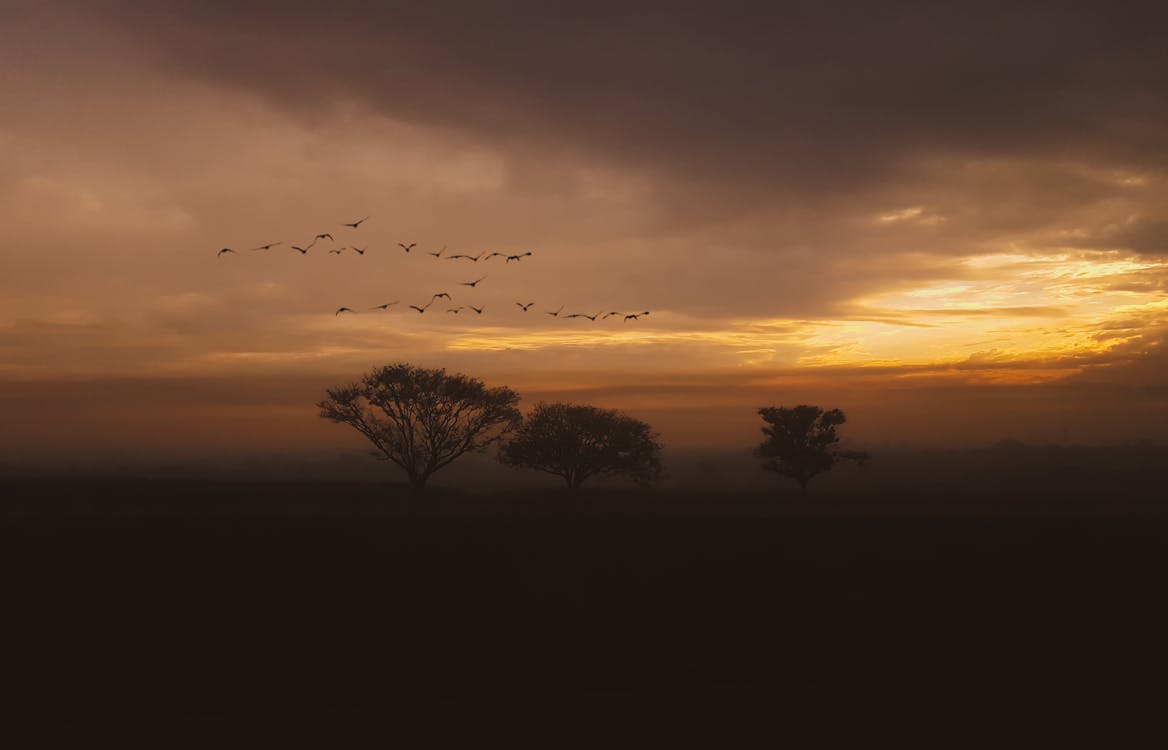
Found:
755,405 -> 869,495
499,403 -> 663,490
318,364 -> 521,492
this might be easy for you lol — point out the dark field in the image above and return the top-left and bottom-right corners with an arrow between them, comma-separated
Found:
3,477 -> 1166,741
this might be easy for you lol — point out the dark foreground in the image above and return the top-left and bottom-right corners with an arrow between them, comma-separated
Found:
3,477 -> 1166,742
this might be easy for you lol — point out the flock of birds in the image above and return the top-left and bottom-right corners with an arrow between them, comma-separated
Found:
218,217 -> 652,323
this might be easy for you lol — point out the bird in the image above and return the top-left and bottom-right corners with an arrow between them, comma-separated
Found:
315,233 -> 334,242
515,302 -> 535,312
398,242 -> 416,253
251,242 -> 281,251
624,311 -> 649,321
369,301 -> 398,310
484,252 -> 507,261
431,292 -> 451,301
428,245 -> 446,258
449,252 -> 484,262
447,306 -> 465,314
351,245 -> 367,255
460,275 -> 487,288
342,216 -> 369,229
335,307 -> 354,316
217,248 -> 236,257
408,302 -> 431,313
468,305 -> 484,315
290,245 -> 310,254
546,305 -> 564,317
506,252 -> 532,262
328,247 -> 345,255
601,311 -> 623,320
566,311 -> 601,321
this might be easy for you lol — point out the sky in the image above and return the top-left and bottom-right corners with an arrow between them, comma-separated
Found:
2,1 -> 1167,467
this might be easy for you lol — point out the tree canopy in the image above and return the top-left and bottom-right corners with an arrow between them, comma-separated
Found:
499,402 -> 663,490
755,405 -> 869,494
318,363 -> 521,491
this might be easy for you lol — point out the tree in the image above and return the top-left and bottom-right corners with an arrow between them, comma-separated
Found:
499,403 -> 663,490
317,363 -> 521,492
755,405 -> 869,495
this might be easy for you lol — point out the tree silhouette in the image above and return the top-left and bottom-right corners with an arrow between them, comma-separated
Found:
755,405 -> 869,495
318,363 -> 521,492
499,403 -> 663,490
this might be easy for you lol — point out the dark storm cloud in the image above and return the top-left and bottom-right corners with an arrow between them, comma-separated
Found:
1077,219 -> 1168,255
99,1 -> 1168,199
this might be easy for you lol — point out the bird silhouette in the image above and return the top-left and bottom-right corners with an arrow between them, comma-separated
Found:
506,252 -> 532,262
217,248 -> 236,257
291,245 -> 310,254
515,302 -> 535,311
447,306 -> 465,314
624,311 -> 650,321
566,311 -> 601,321
428,245 -> 446,258
601,311 -> 623,319
351,245 -> 367,255
342,216 -> 368,229
546,305 -> 564,317
449,252 -> 484,262
431,292 -> 452,301
484,252 -> 507,261
335,307 -> 354,316
315,233 -> 334,242
398,242 -> 417,253
460,275 -> 487,288
369,301 -> 398,310
251,242 -> 281,251
468,305 -> 484,315
328,247 -> 345,255
408,302 -> 432,313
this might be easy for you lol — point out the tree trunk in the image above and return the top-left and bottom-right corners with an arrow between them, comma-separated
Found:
408,474 -> 427,494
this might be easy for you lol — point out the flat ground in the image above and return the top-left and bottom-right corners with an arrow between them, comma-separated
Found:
2,477 -> 1165,741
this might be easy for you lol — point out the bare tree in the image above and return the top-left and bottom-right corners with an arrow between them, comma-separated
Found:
499,402 -> 663,490
318,364 -> 521,492
755,405 -> 869,495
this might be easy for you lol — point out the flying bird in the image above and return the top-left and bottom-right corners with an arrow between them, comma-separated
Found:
428,245 -> 446,258
328,247 -> 345,255
602,311 -> 623,320
369,301 -> 398,310
566,311 -> 601,321
546,305 -> 564,317
468,305 -> 484,315
447,306 -> 465,314
398,242 -> 417,253
449,252 -> 484,262
342,216 -> 369,229
335,307 -> 354,316
484,252 -> 507,261
431,292 -> 451,301
460,275 -> 487,288
315,233 -> 334,242
290,245 -> 310,254
624,311 -> 650,321
217,248 -> 236,257
506,252 -> 532,262
251,242 -> 281,251
351,245 -> 367,255
515,302 -> 535,311
408,302 -> 431,314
